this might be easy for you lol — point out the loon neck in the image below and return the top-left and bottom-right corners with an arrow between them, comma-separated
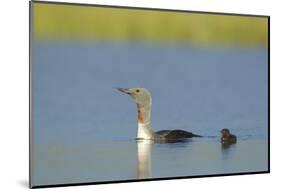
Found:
136,103 -> 154,139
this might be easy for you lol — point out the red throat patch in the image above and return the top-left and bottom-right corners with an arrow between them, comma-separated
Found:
136,103 -> 144,124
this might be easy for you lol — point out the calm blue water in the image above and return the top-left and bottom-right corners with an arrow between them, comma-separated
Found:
31,41 -> 268,186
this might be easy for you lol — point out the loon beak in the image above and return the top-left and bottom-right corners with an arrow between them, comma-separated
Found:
117,88 -> 132,95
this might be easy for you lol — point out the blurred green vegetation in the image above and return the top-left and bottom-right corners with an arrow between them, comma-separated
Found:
33,3 -> 268,46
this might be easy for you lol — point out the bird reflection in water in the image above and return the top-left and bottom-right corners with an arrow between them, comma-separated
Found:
136,139 -> 153,179
136,138 -> 191,179
221,142 -> 233,150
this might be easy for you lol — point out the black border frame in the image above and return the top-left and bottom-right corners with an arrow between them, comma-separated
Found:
29,0 -> 270,188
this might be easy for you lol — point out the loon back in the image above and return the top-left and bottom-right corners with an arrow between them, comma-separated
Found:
155,129 -> 202,141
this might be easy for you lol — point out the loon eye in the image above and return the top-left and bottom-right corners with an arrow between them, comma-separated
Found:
136,89 -> 140,93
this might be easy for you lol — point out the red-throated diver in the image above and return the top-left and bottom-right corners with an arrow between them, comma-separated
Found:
220,128 -> 237,144
117,88 -> 201,141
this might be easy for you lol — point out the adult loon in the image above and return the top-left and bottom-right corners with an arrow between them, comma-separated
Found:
117,88 -> 201,142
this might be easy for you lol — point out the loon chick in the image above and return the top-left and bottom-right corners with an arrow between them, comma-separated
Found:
220,128 -> 237,144
117,87 -> 201,142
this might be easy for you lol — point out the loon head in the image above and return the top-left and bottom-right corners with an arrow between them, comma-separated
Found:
221,128 -> 230,136
117,88 -> 152,108
117,87 -> 154,139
